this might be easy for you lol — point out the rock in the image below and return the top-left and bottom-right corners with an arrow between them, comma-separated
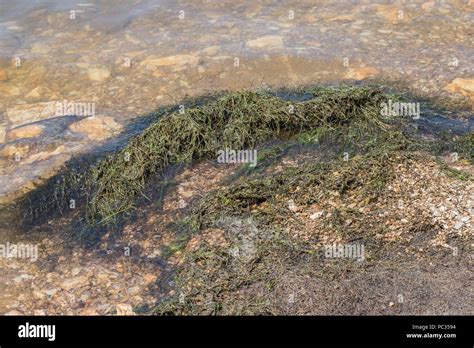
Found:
374,4 -> 408,23
144,274 -> 157,284
140,54 -> 198,70
34,309 -> 46,315
0,83 -> 20,96
69,116 -> 122,140
287,199 -> 299,212
445,78 -> 474,97
31,43 -> 50,54
0,69 -> 8,81
44,288 -> 59,297
0,127 -> 5,143
62,276 -> 88,291
81,308 -> 99,315
178,185 -> 193,198
7,124 -> 43,140
5,310 -> 24,315
0,144 -> 30,159
329,14 -> 355,22
247,35 -> 284,49
125,33 -> 142,45
22,145 -> 66,165
25,85 -> 49,99
6,102 -> 56,129
116,303 -> 135,316
310,211 -> 324,220
302,14 -> 317,23
128,286 -> 141,295
87,67 -> 111,82
201,45 -> 219,56
33,290 -> 45,299
345,67 -> 379,80
421,2 -> 435,10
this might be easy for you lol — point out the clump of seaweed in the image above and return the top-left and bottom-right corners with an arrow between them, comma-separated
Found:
19,86 -> 390,226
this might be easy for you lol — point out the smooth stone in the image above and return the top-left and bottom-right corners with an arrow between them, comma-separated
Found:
0,143 -> 30,158
345,67 -> 379,80
6,102 -> 56,128
0,69 -> 8,81
68,116 -> 122,140
140,54 -> 198,69
87,67 -> 111,82
421,2 -> 435,10
445,78 -> 474,96
201,46 -> 220,56
246,35 -> 284,49
7,124 -> 43,140
22,145 -> 66,165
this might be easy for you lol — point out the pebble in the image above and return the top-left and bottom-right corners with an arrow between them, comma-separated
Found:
87,68 -> 111,82
247,35 -> 284,49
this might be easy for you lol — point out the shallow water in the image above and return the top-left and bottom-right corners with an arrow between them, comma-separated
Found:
0,0 -> 473,201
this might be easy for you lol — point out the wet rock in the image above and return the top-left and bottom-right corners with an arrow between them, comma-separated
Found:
81,308 -> 99,315
446,78 -> 474,97
329,14 -> 355,22
0,69 -> 8,81
6,102 -> 56,128
345,67 -> 379,80
144,274 -> 157,284
31,43 -> 50,54
421,2 -> 435,11
128,286 -> 141,295
62,276 -> 88,291
374,4 -> 409,23
140,54 -> 198,70
87,67 -> 111,82
125,33 -> 142,45
116,303 -> 135,315
25,85 -> 50,99
5,310 -> 24,315
44,288 -> 59,297
22,145 -> 66,165
0,143 -> 30,159
7,124 -> 43,140
69,116 -> 122,140
246,35 -> 284,49
201,45 -> 219,56
0,83 -> 20,96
